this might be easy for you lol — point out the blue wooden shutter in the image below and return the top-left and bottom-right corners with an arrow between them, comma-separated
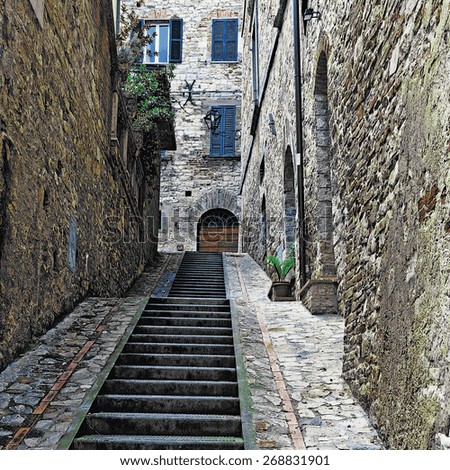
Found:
212,19 -> 238,61
169,18 -> 183,63
210,106 -> 223,156
225,19 -> 238,61
212,19 -> 224,61
210,106 -> 236,157
222,106 -> 236,156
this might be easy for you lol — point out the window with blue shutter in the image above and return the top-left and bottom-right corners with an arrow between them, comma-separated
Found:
169,18 -> 183,63
210,106 -> 236,157
211,19 -> 238,62
139,19 -> 183,64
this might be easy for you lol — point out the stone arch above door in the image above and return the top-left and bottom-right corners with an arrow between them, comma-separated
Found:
190,189 -> 241,225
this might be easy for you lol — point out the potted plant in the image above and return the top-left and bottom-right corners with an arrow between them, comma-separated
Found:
265,246 -> 295,299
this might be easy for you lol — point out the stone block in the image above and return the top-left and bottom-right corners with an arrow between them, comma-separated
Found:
300,279 -> 338,315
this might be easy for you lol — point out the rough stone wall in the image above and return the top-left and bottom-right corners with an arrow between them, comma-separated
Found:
124,0 -> 242,252
0,1 -> 160,370
240,0 -> 298,268
241,0 -> 450,449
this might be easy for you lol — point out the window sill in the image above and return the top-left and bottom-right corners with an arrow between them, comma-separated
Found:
206,155 -> 241,160
210,60 -> 239,64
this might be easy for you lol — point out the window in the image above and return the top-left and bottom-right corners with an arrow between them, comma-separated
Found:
211,19 -> 238,62
139,18 -> 183,64
259,157 -> 265,184
210,106 -> 236,157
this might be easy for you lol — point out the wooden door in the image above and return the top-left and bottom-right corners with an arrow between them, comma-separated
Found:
198,226 -> 239,253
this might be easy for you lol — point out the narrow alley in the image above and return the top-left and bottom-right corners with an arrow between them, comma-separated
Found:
0,252 -> 382,450
1,0 -> 449,460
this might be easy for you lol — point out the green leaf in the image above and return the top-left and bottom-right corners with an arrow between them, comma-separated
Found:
265,250 -> 295,281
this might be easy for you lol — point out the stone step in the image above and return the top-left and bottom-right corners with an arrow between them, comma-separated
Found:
83,412 -> 242,437
73,434 -> 244,450
123,342 -> 235,356
133,325 -> 233,336
172,274 -> 224,277
70,252 -> 245,450
168,289 -> 226,294
174,272 -> 224,275
177,261 -> 223,264
169,289 -> 226,295
176,267 -> 224,270
170,283 -> 225,288
169,293 -> 227,299
72,434 -> 244,450
129,334 -> 233,344
137,317 -> 232,327
93,394 -> 240,414
173,273 -> 224,277
116,353 -> 236,368
175,266 -> 224,269
142,310 -> 231,318
168,290 -> 227,295
149,298 -> 229,306
145,303 -> 230,311
176,268 -> 225,276
110,365 -> 237,381
169,286 -> 226,292
101,379 -> 239,396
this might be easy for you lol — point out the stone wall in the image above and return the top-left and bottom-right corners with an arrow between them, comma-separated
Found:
0,0 -> 161,370
123,0 -> 242,252
240,0 -> 299,267
240,0 -> 450,448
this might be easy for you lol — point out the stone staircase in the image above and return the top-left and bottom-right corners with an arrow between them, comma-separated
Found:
71,252 -> 245,450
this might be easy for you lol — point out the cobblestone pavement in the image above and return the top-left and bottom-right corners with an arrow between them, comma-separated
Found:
224,253 -> 384,450
0,253 -> 182,450
0,251 -> 383,450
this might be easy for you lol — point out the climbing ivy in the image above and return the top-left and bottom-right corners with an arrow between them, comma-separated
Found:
123,64 -> 175,134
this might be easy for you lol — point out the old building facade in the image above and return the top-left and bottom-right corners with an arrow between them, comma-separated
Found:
240,0 -> 450,449
0,0 -> 163,370
124,0 -> 242,253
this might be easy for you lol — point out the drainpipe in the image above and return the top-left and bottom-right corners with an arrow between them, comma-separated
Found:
293,0 -> 307,287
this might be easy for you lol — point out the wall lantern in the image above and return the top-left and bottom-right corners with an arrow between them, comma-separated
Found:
303,8 -> 321,21
203,109 -> 222,133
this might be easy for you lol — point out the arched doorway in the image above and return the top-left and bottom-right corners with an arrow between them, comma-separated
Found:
314,51 -> 336,277
197,209 -> 239,253
284,146 -> 296,250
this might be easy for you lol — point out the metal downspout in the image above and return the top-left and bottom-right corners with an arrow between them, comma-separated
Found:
293,0 -> 307,287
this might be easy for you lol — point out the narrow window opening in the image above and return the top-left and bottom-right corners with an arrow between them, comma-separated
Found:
284,146 -> 296,249
259,157 -> 265,184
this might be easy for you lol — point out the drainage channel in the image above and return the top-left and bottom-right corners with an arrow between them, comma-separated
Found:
62,252 -> 253,450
